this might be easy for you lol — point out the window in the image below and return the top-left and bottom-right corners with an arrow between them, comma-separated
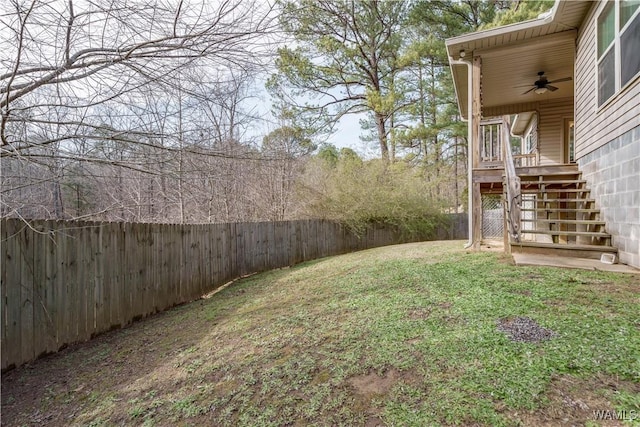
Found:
525,134 -> 533,153
597,0 -> 640,106
524,115 -> 537,154
621,1 -> 640,85
564,120 -> 575,163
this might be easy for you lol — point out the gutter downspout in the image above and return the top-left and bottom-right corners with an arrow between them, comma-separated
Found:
449,57 -> 474,249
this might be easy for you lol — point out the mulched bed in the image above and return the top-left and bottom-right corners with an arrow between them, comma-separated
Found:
497,316 -> 557,343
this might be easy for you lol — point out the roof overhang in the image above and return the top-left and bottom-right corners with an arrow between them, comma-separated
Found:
446,1 -> 592,119
511,111 -> 535,136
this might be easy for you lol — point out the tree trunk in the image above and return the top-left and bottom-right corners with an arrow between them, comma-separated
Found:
375,112 -> 389,163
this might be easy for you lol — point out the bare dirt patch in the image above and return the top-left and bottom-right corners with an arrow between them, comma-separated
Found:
348,369 -> 401,397
364,415 -> 385,427
406,337 -> 421,345
347,368 -> 405,426
508,374 -> 639,426
408,307 -> 431,319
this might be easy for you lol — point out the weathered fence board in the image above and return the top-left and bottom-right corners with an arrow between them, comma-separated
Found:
5,220 -> 21,368
43,222 -> 58,354
1,215 -> 467,370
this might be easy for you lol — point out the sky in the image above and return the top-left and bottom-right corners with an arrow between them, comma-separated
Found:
251,75 -> 374,156
328,114 -> 377,156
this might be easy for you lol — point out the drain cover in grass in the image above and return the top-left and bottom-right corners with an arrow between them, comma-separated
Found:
497,316 -> 556,343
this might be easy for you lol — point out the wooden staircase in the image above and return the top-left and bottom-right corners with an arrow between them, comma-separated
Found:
508,165 -> 617,259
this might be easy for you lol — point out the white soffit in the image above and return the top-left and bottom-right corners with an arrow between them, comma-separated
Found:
481,32 -> 576,110
511,112 -> 535,136
446,1 -> 592,119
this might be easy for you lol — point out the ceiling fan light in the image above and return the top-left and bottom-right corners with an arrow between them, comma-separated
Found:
534,87 -> 548,95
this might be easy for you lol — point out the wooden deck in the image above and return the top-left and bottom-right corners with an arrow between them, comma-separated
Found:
473,164 -> 581,193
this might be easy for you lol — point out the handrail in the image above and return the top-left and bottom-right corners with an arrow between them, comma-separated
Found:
513,153 -> 537,167
480,120 -> 503,164
501,115 -> 522,243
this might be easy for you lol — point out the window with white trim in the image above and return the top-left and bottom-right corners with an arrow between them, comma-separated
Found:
525,134 -> 533,153
597,0 -> 640,106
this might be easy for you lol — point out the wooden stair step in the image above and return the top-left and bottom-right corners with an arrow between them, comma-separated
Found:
536,198 -> 595,203
519,173 -> 582,177
516,167 -> 579,176
520,179 -> 586,186
511,242 -> 618,259
521,188 -> 590,194
520,219 -> 605,225
521,209 -> 600,214
513,242 -> 616,251
522,230 -> 610,238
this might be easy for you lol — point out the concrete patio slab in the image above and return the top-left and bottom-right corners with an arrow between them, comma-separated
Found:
512,252 -> 640,274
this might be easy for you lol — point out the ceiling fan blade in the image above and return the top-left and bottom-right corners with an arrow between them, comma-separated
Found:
514,84 -> 535,88
547,76 -> 572,84
546,85 -> 559,91
522,87 -> 536,95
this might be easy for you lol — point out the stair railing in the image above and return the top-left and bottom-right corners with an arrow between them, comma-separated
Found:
502,115 -> 522,243
513,153 -> 537,167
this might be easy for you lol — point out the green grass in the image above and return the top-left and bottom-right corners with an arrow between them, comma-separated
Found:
2,241 -> 639,426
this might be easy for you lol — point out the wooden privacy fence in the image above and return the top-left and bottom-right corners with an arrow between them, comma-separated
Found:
1,215 -> 467,370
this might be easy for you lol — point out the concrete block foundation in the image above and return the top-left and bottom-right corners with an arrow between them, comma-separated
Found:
578,125 -> 640,268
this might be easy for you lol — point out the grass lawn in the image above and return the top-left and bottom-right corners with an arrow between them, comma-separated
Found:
2,240 -> 640,426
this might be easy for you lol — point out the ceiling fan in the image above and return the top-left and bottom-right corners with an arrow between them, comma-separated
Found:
521,71 -> 572,95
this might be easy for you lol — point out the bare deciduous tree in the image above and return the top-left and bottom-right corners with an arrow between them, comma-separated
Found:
1,0 -> 275,153
1,0 -> 279,221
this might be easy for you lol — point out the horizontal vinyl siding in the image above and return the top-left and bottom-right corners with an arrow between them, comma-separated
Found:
538,97 -> 574,165
484,102 -> 539,117
574,10 -> 594,133
575,2 -> 640,160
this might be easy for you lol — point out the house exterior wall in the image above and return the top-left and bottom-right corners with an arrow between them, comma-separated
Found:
574,2 -> 640,268
537,98 -> 574,165
575,2 -> 640,159
578,125 -> 640,268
